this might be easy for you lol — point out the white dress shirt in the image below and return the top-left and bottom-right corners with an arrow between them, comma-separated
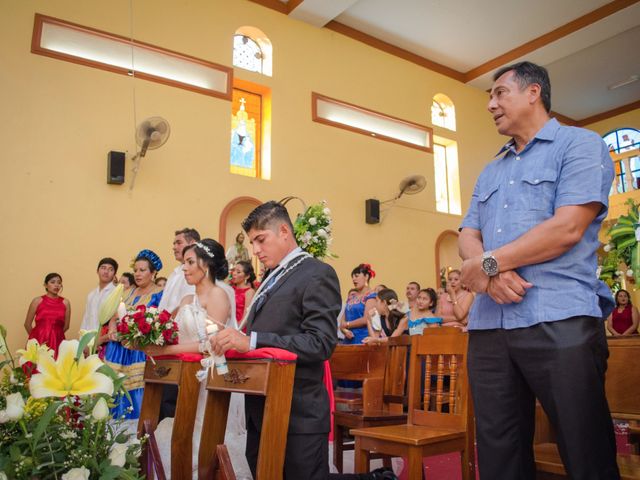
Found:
157,264 -> 194,314
81,282 -> 116,331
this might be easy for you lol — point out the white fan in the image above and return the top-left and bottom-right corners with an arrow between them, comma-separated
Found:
129,116 -> 171,190
378,174 -> 427,222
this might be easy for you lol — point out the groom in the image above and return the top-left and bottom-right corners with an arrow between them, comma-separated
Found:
212,201 -> 341,479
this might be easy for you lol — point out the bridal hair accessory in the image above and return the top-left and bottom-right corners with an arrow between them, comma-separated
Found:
195,242 -> 215,258
132,249 -> 163,271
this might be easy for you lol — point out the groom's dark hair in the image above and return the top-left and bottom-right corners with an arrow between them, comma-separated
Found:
242,201 -> 294,233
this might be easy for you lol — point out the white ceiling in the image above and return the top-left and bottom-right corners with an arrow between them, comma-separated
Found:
276,0 -> 640,122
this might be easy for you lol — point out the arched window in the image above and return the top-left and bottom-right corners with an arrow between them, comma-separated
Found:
603,127 -> 639,154
431,93 -> 456,131
233,26 -> 272,76
603,128 -> 640,193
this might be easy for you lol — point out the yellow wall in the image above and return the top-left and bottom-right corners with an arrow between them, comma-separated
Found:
0,0 -> 505,353
584,109 -> 640,136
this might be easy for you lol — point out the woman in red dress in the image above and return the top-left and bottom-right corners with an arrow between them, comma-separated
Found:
23,272 -> 70,354
606,289 -> 639,336
231,261 -> 255,331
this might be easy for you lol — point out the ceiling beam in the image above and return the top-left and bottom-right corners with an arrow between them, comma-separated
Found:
288,0 -> 359,27
551,111 -> 578,126
325,21 -> 466,82
465,0 -> 640,81
577,100 -> 640,127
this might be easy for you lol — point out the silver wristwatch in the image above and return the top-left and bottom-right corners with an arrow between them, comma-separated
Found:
481,251 -> 499,277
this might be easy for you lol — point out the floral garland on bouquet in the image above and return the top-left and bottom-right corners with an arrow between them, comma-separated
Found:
599,198 -> 640,289
0,327 -> 143,479
293,200 -> 337,260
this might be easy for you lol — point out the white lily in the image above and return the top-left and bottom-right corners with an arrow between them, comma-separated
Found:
91,397 -> 110,421
29,340 -> 114,398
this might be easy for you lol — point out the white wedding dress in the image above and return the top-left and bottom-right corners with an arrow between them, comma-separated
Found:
155,296 -> 252,479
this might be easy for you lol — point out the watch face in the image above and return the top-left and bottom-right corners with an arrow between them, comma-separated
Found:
482,256 -> 499,276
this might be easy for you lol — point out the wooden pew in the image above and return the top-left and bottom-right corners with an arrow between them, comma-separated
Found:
137,358 -> 202,480
534,335 -> 640,478
198,358 -> 296,480
332,337 -> 410,472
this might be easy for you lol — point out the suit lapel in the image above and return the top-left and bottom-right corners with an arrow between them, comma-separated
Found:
249,257 -> 309,329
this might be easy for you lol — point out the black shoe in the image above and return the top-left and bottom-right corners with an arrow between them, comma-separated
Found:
369,467 -> 398,480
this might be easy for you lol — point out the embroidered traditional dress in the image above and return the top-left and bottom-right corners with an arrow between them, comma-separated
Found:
104,288 -> 163,420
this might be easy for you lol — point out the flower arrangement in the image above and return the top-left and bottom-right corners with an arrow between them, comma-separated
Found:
599,198 -> 640,289
116,305 -> 178,348
0,327 -> 143,479
294,200 -> 337,260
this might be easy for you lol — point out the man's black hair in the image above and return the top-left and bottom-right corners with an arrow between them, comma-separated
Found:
241,201 -> 294,232
493,61 -> 551,113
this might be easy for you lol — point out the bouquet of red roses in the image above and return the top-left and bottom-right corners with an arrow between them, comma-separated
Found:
116,305 -> 178,347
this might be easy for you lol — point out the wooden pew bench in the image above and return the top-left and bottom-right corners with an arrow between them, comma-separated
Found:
534,336 -> 640,479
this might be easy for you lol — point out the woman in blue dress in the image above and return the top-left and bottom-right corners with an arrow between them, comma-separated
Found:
339,264 -> 377,345
408,288 -> 442,336
104,249 -> 163,420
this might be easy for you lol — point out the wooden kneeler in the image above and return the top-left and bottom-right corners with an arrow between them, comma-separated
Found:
138,357 -> 202,480
198,358 -> 297,480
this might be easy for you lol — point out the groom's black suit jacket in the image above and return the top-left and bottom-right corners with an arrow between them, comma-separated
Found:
245,255 -> 341,435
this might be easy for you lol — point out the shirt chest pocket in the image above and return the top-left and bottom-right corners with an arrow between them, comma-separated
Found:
477,184 -> 500,228
521,169 -> 557,212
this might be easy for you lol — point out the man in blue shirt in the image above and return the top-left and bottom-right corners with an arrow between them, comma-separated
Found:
460,62 -> 619,479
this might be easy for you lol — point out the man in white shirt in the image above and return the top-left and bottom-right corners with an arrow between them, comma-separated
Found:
80,258 -> 118,332
157,228 -> 201,315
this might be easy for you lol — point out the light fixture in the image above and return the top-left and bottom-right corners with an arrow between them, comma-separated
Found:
608,75 -> 639,91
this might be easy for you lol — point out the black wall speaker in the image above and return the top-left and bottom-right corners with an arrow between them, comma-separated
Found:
365,199 -> 380,224
107,151 -> 125,184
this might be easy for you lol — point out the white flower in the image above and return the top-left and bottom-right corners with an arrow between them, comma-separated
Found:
0,471 -> 8,480
627,269 -> 634,277
109,443 -> 129,467
9,372 -> 17,385
61,466 -> 90,480
616,270 -> 624,276
91,398 -> 109,421
302,231 -> 312,242
60,430 -> 78,439
323,207 -> 331,216
603,244 -> 612,252
2,393 -> 25,421
148,307 -> 157,314
308,217 -> 317,226
317,228 -> 328,238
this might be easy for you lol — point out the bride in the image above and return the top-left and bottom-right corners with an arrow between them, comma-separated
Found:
139,238 -> 250,479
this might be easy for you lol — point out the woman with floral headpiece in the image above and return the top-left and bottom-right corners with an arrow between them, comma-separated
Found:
339,263 -> 377,345
103,249 -> 164,421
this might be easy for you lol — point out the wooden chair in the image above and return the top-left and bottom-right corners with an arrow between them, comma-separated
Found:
198,358 -> 296,480
534,336 -> 640,478
137,357 -> 202,480
331,343 -> 387,413
141,419 -> 167,480
352,329 -> 475,480
333,336 -> 411,472
202,445 -> 237,480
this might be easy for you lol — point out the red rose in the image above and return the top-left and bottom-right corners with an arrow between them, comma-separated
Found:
136,305 -> 146,313
138,320 -> 151,335
133,311 -> 145,322
117,321 -> 130,335
158,310 -> 171,324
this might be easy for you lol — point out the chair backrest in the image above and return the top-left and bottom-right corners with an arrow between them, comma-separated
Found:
407,328 -> 470,430
330,344 -> 387,381
382,335 -> 411,413
330,344 -> 387,413
606,336 -> 640,419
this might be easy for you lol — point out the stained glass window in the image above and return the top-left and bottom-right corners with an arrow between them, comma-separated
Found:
233,35 -> 263,74
431,94 -> 456,131
230,88 -> 262,178
603,128 -> 640,154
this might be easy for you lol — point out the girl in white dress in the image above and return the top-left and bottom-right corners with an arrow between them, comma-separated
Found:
139,239 -> 250,479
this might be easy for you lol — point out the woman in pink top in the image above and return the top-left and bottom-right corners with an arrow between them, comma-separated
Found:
437,269 -> 473,328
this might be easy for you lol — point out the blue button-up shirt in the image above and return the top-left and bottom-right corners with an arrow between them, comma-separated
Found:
461,118 -> 615,330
